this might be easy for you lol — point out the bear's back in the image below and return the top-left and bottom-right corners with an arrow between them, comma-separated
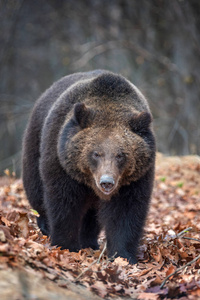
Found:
32,70 -> 105,128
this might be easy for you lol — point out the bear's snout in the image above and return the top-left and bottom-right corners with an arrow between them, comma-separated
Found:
100,175 -> 115,194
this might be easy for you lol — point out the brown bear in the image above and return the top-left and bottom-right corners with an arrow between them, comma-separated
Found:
22,70 -> 156,264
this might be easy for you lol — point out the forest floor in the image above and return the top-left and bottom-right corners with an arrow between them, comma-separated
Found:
0,153 -> 200,300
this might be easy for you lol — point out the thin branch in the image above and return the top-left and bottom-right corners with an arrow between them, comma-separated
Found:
74,244 -> 118,282
75,242 -> 107,282
72,41 -> 117,69
97,242 -> 107,264
167,227 -> 193,247
176,227 -> 193,238
160,253 -> 200,289
74,259 -> 97,282
72,40 -> 181,75
104,252 -> 118,268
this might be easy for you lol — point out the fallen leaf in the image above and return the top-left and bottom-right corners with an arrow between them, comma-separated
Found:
138,292 -> 159,299
166,265 -> 176,277
1,216 -> 11,227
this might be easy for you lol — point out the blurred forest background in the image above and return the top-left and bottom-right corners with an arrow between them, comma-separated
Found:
0,0 -> 200,176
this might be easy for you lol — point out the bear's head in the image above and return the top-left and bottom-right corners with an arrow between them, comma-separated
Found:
58,102 -> 155,201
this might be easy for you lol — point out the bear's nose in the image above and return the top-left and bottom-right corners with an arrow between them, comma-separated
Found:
100,175 -> 115,193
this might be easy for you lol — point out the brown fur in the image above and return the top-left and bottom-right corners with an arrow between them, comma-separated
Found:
59,118 -> 153,200
22,70 -> 156,263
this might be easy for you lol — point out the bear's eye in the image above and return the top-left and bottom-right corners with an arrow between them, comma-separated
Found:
115,153 -> 125,162
93,151 -> 101,159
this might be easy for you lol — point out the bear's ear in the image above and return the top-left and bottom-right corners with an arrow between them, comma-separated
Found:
73,103 -> 93,129
129,111 -> 152,133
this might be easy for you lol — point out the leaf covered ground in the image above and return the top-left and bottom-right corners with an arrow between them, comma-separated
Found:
0,153 -> 200,300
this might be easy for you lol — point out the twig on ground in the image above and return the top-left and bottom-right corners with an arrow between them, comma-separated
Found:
74,260 -> 97,282
167,227 -> 193,247
160,253 -> 200,289
104,252 -> 118,268
176,227 -> 193,238
97,242 -> 107,264
75,242 -> 107,282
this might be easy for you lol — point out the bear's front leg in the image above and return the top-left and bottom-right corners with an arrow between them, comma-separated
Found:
99,176 -> 152,264
43,175 -> 89,252
80,208 -> 100,250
